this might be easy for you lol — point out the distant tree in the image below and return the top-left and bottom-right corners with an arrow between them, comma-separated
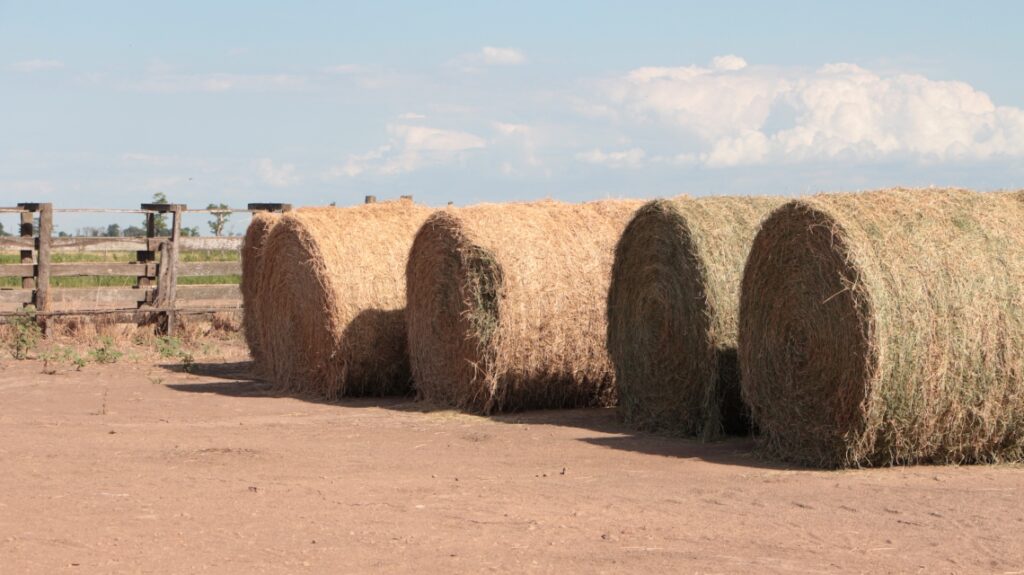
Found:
206,203 -> 230,236
58,231 -> 70,238
123,225 -> 147,238
145,192 -> 171,236
181,226 -> 200,237
105,223 -> 121,237
0,221 -> 8,236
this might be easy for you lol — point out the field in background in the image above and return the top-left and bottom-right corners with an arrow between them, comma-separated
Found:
0,250 -> 240,288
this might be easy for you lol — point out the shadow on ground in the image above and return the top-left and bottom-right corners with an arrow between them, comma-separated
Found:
163,360 -> 785,470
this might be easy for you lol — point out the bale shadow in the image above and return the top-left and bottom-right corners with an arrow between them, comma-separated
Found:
163,359 -> 783,470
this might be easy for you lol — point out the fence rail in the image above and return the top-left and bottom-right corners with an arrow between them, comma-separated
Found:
0,202 -> 291,334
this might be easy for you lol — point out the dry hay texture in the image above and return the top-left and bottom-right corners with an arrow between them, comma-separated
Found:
256,201 -> 432,398
241,212 -> 281,371
607,195 -> 785,439
406,199 -> 642,413
740,188 -> 1024,468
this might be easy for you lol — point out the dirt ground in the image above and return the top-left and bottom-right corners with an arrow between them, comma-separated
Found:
1,347 -> 1023,573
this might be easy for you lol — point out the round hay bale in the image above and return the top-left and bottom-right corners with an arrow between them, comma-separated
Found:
607,195 -> 784,438
257,201 -> 432,398
406,199 -> 643,413
241,212 -> 281,371
740,188 -> 1024,467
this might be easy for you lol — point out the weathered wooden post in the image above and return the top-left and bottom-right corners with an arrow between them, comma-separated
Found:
137,205 -> 158,301
161,204 -> 183,335
35,203 -> 52,330
144,202 -> 185,335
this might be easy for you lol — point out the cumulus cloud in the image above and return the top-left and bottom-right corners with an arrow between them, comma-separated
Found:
575,148 -> 647,169
603,56 -> 1024,166
450,46 -> 526,72
257,158 -> 299,187
329,124 -> 486,177
11,59 -> 64,72
478,46 -> 526,66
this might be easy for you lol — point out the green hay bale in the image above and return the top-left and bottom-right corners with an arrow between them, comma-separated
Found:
740,188 -> 1024,468
607,196 -> 784,438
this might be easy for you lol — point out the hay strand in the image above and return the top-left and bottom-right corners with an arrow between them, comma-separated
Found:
257,201 -> 432,398
740,188 -> 1024,467
406,199 -> 642,413
607,195 -> 784,438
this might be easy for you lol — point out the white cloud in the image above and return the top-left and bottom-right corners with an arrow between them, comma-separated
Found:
711,55 -> 747,72
575,148 -> 647,169
11,59 -> 64,72
397,112 -> 427,120
129,73 -> 309,93
329,124 -> 486,177
491,122 -> 547,175
494,122 -> 529,136
601,55 -> 1024,166
450,46 -> 526,72
257,158 -> 299,187
479,46 -> 526,66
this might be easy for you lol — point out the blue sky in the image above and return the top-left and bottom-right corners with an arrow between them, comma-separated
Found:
2,1 -> 1023,232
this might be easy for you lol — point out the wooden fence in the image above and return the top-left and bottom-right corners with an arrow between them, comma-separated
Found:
0,202 -> 291,335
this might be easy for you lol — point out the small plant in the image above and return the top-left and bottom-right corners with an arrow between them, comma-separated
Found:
8,307 -> 42,360
155,335 -> 197,372
39,346 -> 86,374
180,352 -> 196,373
89,336 -> 123,364
155,336 -> 184,359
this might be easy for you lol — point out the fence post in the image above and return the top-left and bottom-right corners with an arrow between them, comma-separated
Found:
35,203 -> 52,331
365,195 -> 376,204
162,205 -> 183,335
137,207 -> 158,299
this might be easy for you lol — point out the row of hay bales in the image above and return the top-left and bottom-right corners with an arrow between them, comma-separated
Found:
242,189 -> 1024,468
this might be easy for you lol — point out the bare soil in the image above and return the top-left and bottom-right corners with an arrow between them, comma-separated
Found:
1,348 -> 1022,573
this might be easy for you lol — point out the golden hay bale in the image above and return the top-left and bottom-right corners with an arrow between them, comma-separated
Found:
241,212 -> 280,370
257,201 -> 432,398
740,188 -> 1024,468
406,199 -> 643,413
607,195 -> 784,438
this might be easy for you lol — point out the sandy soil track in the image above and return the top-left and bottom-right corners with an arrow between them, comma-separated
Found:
1,354 -> 1022,573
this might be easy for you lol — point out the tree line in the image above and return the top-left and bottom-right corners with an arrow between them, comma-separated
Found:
0,193 -> 236,238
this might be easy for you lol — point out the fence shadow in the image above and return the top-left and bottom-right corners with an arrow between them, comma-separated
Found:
163,359 -> 785,470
